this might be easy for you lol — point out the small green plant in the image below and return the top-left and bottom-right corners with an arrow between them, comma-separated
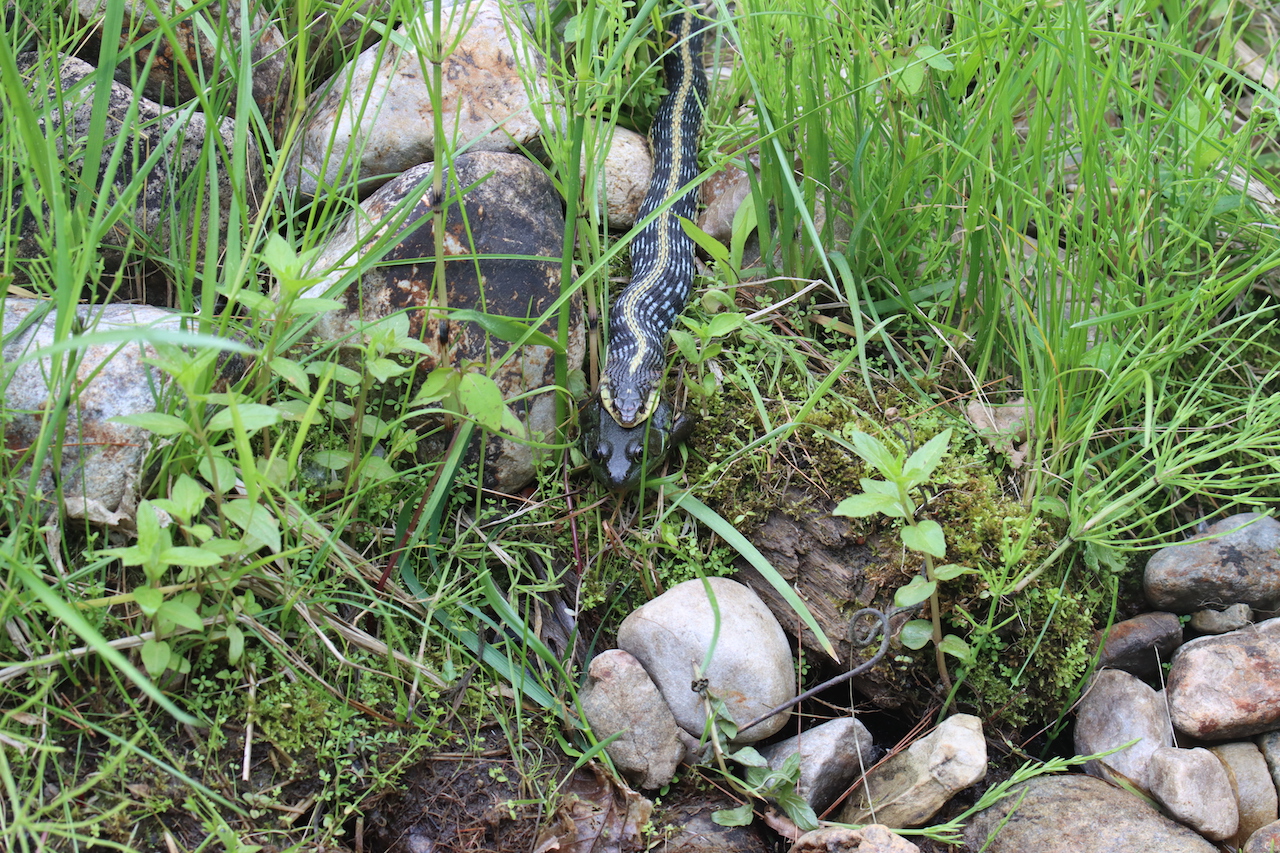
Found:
833,427 -> 975,690
670,310 -> 748,403
712,747 -> 816,831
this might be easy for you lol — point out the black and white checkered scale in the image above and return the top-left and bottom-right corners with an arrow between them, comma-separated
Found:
598,9 -> 707,429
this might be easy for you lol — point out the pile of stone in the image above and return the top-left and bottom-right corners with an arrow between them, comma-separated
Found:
580,577 -> 988,852
1069,512 -> 1280,853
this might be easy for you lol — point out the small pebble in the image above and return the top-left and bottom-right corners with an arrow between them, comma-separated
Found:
1190,603 -> 1252,634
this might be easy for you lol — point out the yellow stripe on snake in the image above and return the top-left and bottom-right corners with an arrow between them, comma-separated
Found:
580,7 -> 707,491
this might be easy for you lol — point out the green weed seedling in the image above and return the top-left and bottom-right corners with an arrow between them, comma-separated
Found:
833,427 -> 976,691
670,311 -> 747,402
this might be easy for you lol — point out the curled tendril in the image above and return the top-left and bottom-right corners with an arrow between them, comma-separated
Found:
736,607 -> 892,735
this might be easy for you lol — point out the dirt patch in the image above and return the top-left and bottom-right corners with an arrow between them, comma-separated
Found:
354,732 -> 560,853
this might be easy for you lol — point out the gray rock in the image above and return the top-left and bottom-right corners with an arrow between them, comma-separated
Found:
285,0 -> 553,196
962,774 -> 1218,853
758,717 -> 877,813
791,824 -> 921,852
1190,603 -> 1253,634
698,160 -> 753,244
1,299 -> 246,525
1146,746 -> 1238,841
579,650 -> 684,790
1145,513 -> 1280,612
1096,611 -> 1183,679
70,0 -> 291,142
1074,669 -> 1172,792
1168,617 -> 1280,739
597,126 -> 652,229
837,714 -> 986,828
7,53 -> 262,281
616,578 -> 796,742
298,151 -> 583,492
661,802 -> 774,853
1210,742 -> 1279,847
1245,819 -> 1280,853
1259,731 -> 1280,793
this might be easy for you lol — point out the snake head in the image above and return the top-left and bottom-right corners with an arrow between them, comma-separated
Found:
579,396 -> 691,492
598,378 -> 660,429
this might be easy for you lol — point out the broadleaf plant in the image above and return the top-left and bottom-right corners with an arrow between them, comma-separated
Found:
834,427 -> 974,691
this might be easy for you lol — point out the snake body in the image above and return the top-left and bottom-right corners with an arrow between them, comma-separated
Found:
581,8 -> 706,490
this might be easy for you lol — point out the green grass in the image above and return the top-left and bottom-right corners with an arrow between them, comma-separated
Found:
1,0 -> 1280,847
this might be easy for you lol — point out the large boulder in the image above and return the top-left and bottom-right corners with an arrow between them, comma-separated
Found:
6,53 -> 263,282
284,0 -> 554,196
298,151 -> 582,491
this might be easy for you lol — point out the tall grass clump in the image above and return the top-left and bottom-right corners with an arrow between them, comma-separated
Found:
733,0 -> 1280,542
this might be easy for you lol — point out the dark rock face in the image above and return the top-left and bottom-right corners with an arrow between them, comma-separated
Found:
1096,611 -> 1183,679
69,0 -> 292,143
301,151 -> 583,490
6,52 -> 263,282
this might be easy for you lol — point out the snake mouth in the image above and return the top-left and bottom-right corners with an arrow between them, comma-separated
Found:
598,380 -> 662,429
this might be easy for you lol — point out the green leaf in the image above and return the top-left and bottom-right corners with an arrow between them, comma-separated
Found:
458,372 -> 506,431
833,492 -> 902,518
207,403 -> 282,434
772,789 -> 818,831
367,357 -> 410,383
235,290 -> 275,316
136,499 -> 163,551
109,412 -> 190,436
413,366 -> 459,405
903,428 -> 951,487
712,802 -> 755,827
939,634 -> 975,664
225,623 -> 244,665
730,746 -> 769,768
360,454 -> 396,482
563,12 -> 584,42
890,55 -> 926,96
270,356 -> 309,391
448,309 -> 562,353
141,638 -> 171,677
134,586 -> 164,617
729,196 -> 758,273
916,43 -> 954,71
706,312 -> 747,339
222,500 -> 282,553
847,431 -> 901,479
260,232 -> 300,280
681,216 -> 730,269
158,599 -> 205,633
312,450 -> 353,470
860,478 -> 899,497
899,619 -> 934,650
902,519 -> 947,557
169,475 -> 208,520
670,329 -> 699,363
934,563 -> 975,581
198,453 -> 237,494
160,546 -> 223,567
329,364 -> 363,386
894,576 -> 936,609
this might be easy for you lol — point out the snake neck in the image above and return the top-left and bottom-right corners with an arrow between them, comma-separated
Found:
600,8 -> 707,428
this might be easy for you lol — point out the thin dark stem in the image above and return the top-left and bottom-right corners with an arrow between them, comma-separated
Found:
737,608 -> 891,734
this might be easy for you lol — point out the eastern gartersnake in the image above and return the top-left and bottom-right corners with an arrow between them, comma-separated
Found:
581,7 -> 706,490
